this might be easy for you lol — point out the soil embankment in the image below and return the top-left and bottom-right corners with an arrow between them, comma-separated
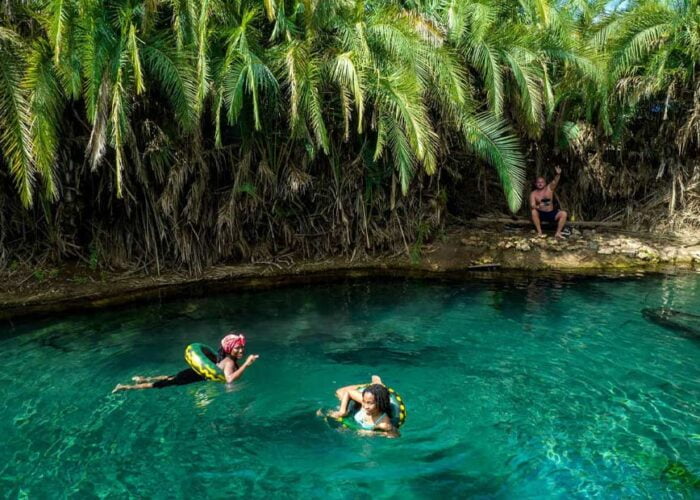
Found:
1,225 -> 698,321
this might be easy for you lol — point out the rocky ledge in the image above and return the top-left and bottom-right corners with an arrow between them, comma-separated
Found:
1,225 -> 698,321
451,227 -> 700,271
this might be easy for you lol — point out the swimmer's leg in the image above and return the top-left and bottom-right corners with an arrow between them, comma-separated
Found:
337,388 -> 363,404
335,384 -> 363,402
112,382 -> 157,393
335,384 -> 359,398
132,375 -> 170,383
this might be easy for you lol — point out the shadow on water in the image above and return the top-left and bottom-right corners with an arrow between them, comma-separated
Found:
641,308 -> 700,339
486,276 -> 573,323
406,468 -> 503,497
324,339 -> 442,366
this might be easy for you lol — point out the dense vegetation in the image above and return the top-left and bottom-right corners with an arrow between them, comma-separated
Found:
0,0 -> 698,271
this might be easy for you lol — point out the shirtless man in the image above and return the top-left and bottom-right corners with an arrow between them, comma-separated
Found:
530,166 -> 568,239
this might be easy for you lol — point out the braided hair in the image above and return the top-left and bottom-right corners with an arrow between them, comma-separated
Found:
362,384 -> 393,419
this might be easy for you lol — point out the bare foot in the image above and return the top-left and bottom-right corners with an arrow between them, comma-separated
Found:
371,375 -> 383,385
555,233 -> 566,240
131,376 -> 147,383
537,233 -> 547,238
112,384 -> 126,393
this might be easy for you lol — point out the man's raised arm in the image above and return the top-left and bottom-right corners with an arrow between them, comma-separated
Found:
549,166 -> 562,190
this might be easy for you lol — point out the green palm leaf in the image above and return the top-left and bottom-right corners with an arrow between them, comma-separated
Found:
142,37 -> 198,130
25,41 -> 63,201
504,48 -> 543,132
461,113 -> 525,212
0,36 -> 35,207
466,40 -> 504,116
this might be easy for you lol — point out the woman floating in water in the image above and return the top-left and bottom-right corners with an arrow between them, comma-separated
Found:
324,375 -> 399,437
112,333 -> 259,392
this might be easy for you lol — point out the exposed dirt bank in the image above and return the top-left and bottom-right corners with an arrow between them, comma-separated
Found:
1,225 -> 698,321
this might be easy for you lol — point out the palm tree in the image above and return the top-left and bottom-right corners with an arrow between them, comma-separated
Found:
5,0 -> 694,270
259,0 -> 527,210
600,0 -> 700,147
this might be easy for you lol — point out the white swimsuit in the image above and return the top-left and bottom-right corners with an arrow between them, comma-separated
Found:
353,409 -> 387,430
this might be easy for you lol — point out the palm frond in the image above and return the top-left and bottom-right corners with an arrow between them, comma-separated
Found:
47,0 -> 72,64
504,48 -> 543,132
331,51 -> 365,133
301,63 -> 329,154
86,76 -> 109,170
25,41 -> 63,200
466,40 -> 504,116
386,116 -> 415,196
0,41 -> 35,207
280,42 -> 328,152
128,23 -> 145,94
195,0 -> 211,111
245,54 -> 278,130
418,44 -> 470,122
142,36 -> 198,129
461,113 -> 525,212
263,0 -> 276,21
376,68 -> 438,174
617,23 -> 670,71
110,68 -> 128,197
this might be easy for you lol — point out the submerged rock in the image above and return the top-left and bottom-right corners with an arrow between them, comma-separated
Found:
641,307 -> 700,338
662,461 -> 700,490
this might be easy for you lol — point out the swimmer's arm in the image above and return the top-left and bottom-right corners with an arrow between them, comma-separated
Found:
224,354 -> 259,384
329,391 -> 352,417
357,423 -> 398,438
374,421 -> 399,438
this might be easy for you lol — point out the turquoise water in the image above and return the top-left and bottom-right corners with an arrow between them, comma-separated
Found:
1,273 -> 699,498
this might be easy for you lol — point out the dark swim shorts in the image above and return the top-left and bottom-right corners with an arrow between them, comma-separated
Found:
537,209 -> 559,223
152,368 -> 204,389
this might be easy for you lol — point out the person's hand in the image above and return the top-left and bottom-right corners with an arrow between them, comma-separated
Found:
555,166 -> 562,175
244,354 -> 259,367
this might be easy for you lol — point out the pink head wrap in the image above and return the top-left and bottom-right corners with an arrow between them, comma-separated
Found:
221,333 -> 246,354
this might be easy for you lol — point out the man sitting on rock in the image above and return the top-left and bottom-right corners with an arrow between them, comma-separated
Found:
530,166 -> 568,239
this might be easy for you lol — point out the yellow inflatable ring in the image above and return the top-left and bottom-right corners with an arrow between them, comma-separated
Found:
184,343 -> 225,382
330,385 -> 407,430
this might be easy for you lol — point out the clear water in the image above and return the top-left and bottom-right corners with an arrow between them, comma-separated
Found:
1,273 -> 699,498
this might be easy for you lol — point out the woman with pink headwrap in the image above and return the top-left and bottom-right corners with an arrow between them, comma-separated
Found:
112,332 -> 259,392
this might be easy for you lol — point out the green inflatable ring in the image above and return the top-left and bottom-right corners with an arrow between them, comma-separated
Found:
184,343 -> 225,382
329,385 -> 407,431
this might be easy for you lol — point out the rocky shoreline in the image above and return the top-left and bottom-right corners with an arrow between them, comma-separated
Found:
1,225 -> 698,321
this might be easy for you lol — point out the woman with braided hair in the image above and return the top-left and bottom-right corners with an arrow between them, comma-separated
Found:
112,332 -> 259,392
326,375 -> 398,437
